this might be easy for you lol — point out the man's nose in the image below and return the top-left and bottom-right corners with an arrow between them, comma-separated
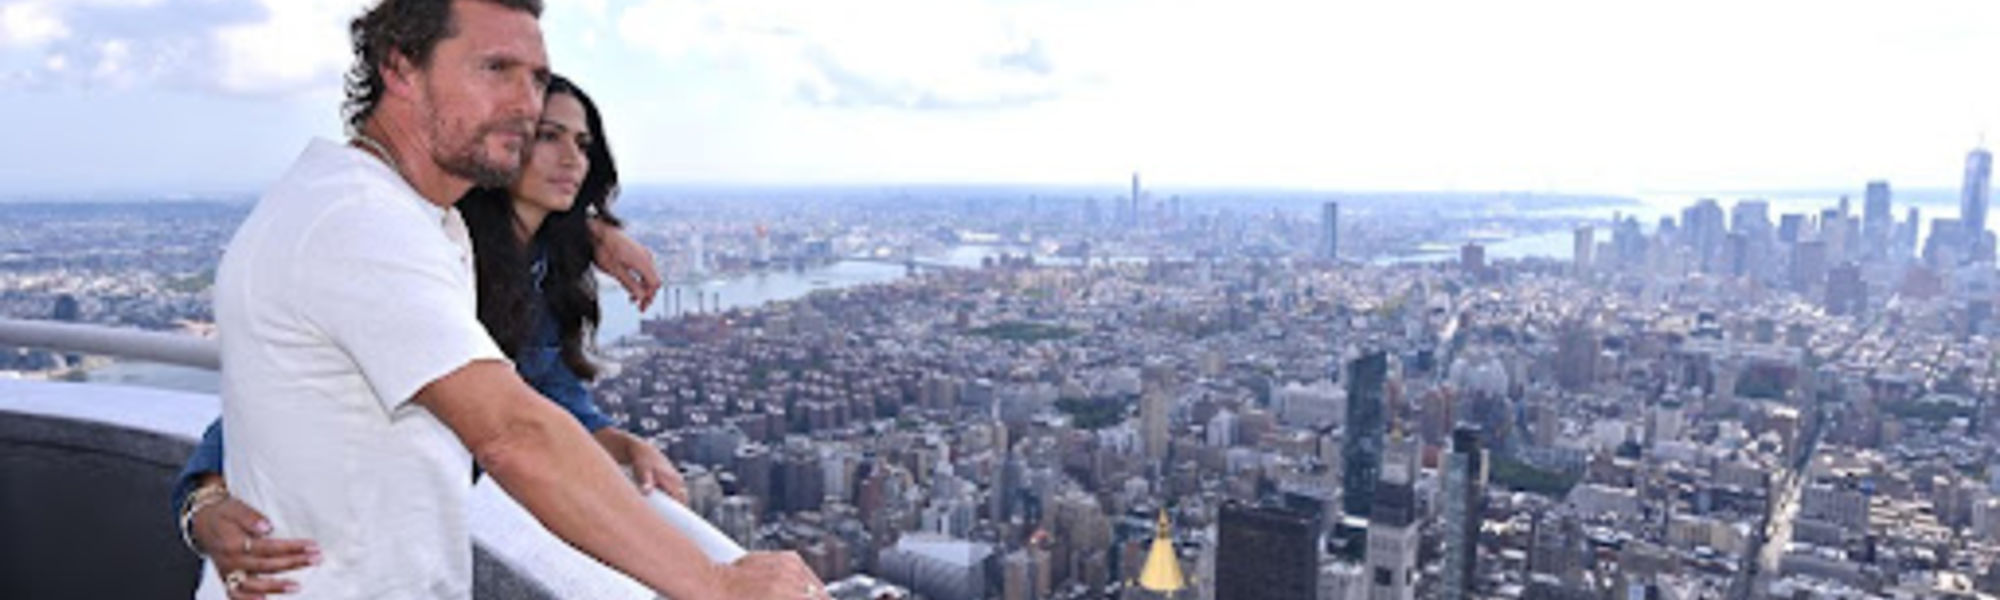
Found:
507,72 -> 543,121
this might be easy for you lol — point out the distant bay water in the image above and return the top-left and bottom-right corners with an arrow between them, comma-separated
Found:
85,246 -> 1027,393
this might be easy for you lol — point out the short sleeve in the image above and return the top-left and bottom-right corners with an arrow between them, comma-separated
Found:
169,418 -> 227,515
296,198 -> 507,413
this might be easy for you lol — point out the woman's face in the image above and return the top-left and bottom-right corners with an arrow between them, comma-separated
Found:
512,92 -> 591,214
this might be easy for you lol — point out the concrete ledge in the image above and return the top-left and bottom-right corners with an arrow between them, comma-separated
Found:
0,379 -> 568,599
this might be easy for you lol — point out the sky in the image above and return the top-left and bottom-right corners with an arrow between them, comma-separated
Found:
6,0 -> 2000,197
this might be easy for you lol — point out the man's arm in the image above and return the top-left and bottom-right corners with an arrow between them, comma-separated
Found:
415,360 -> 819,600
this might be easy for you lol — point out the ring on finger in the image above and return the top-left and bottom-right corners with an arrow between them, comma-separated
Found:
225,570 -> 246,592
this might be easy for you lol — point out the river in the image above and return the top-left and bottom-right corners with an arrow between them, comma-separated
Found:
83,246 -> 1033,394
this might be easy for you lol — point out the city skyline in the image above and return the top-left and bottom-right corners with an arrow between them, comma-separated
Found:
4,135 -> 2000,597
8,1 -> 2000,194
8,2 -> 2000,598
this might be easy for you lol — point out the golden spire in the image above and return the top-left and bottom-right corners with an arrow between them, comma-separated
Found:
1137,509 -> 1186,593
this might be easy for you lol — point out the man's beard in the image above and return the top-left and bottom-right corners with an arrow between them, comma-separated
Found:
433,119 -> 529,188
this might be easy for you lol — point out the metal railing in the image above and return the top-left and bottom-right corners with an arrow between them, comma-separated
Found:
0,318 -> 219,369
0,317 -> 746,566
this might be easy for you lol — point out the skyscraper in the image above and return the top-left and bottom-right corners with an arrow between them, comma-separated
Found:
1730,200 -> 1774,280
1216,503 -> 1319,600
1962,147 -> 1992,263
1341,352 -> 1388,520
1864,180 -> 1893,259
1818,208 -> 1846,261
1792,239 -> 1828,294
1612,216 -> 1646,269
1440,427 -> 1488,600
1682,199 -> 1726,273
1367,436 -> 1419,600
1321,201 -> 1341,261
1826,262 -> 1867,317
1778,214 -> 1806,246
1554,320 -> 1598,392
1925,218 -> 1962,268
1732,200 -> 1773,241
1132,172 -> 1144,227
1896,207 -> 1922,259
1725,232 -> 1751,279
1460,243 -> 1486,279
1572,226 -> 1594,275
1141,362 -> 1173,463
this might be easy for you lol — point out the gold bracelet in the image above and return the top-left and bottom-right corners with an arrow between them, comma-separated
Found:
178,483 -> 229,556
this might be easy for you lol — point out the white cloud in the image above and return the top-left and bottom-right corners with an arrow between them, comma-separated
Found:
617,0 -> 1080,109
88,37 -> 122,78
601,0 -> 2000,190
1,2 -> 70,46
210,0 -> 363,95
0,0 -> 363,94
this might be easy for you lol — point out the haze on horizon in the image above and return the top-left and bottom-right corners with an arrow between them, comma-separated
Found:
4,0 -> 2000,197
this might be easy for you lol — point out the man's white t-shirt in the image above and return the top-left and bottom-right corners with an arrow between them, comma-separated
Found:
198,138 -> 506,599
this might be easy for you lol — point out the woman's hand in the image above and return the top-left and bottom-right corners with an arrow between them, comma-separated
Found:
589,222 -> 661,312
627,434 -> 689,504
598,428 -> 687,503
189,482 -> 320,599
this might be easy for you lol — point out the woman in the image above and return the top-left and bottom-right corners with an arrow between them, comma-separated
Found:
171,75 -> 685,599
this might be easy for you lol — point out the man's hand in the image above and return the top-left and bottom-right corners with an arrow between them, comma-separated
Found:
189,480 -> 320,599
590,221 -> 661,312
714,551 -> 830,600
418,360 -> 755,600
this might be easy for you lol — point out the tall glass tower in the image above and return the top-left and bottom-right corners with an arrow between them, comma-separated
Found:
1340,351 -> 1387,519
1961,147 -> 1992,262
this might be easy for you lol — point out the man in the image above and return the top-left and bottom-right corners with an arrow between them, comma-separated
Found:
203,0 -> 824,598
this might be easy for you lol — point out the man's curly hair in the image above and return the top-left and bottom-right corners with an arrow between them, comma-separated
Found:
342,0 -> 543,134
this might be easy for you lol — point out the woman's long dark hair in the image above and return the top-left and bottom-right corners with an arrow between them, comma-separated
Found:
459,74 -> 621,380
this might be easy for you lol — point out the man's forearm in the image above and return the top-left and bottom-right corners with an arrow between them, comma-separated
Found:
479,400 -> 721,600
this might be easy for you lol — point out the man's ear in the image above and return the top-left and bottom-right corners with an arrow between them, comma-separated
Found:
380,51 -> 423,104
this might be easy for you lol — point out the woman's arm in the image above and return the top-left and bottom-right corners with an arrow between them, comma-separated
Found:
528,352 -> 616,433
170,419 -> 227,520
526,356 -> 688,502
174,419 -> 320,599
588,219 -> 660,311
592,427 -> 688,503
